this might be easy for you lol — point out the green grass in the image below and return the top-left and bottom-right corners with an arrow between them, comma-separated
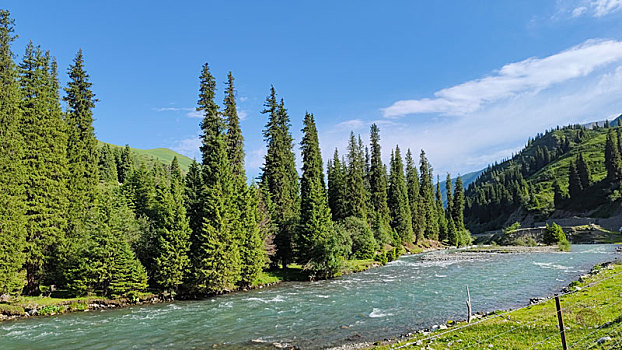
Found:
339,259 -> 379,275
373,262 -> 622,349
98,141 -> 194,172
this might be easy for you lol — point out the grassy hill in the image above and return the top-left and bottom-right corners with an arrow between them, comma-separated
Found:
464,116 -> 622,232
97,141 -> 194,172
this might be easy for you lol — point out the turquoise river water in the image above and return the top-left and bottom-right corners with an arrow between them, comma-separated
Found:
1,244 -> 619,349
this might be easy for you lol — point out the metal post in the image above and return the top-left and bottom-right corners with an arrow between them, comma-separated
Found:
555,295 -> 568,350
466,285 -> 472,323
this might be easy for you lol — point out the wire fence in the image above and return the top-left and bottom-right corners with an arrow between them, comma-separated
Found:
390,267 -> 622,349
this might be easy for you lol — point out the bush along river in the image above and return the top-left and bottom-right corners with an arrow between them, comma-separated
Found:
0,244 -> 619,349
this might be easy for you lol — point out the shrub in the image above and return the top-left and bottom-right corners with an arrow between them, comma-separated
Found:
336,216 -> 375,259
503,222 -> 521,235
36,305 -> 65,316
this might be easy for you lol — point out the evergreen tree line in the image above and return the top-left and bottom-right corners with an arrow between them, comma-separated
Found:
0,10 -> 469,297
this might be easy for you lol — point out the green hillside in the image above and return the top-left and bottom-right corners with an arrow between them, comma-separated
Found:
97,141 -> 194,172
464,117 -> 622,232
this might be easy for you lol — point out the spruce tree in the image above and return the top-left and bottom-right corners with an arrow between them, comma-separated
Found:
223,72 -> 244,178
0,10 -> 26,296
327,149 -> 348,221
19,43 -> 70,294
98,144 -> 119,183
64,49 -> 98,233
117,144 -> 133,183
239,184 -> 267,286
192,63 -> 240,293
435,178 -> 448,242
184,160 -> 204,243
151,157 -> 191,294
575,153 -> 590,190
568,161 -> 582,199
345,132 -> 367,220
405,149 -> 424,244
261,86 -> 299,268
604,130 -> 622,181
298,113 -> 340,278
222,72 -> 264,287
445,173 -> 453,222
369,124 -> 391,242
387,146 -> 413,243
452,176 -> 466,235
419,150 -> 438,240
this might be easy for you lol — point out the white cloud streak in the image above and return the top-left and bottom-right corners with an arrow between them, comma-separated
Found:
382,39 -> 622,118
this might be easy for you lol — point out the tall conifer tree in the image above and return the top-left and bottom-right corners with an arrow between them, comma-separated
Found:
419,150 -> 438,240
327,149 -> 348,221
0,10 -> 26,296
64,49 -> 98,233
388,146 -> 413,243
191,63 -> 240,293
19,43 -> 70,294
298,113 -> 339,277
369,124 -> 391,242
575,153 -> 590,190
435,178 -> 447,242
452,176 -> 466,234
405,149 -> 424,244
345,132 -> 367,220
261,87 -> 299,268
604,130 -> 622,181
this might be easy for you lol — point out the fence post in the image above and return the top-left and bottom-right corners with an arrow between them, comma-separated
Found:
466,285 -> 472,323
555,295 -> 568,350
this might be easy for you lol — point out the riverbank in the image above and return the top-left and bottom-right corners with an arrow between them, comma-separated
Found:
356,258 -> 622,350
0,254 -> 402,322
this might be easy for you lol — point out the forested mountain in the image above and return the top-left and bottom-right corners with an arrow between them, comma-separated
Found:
465,116 -> 622,232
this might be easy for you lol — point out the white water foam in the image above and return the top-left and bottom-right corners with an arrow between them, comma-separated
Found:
369,308 -> 393,318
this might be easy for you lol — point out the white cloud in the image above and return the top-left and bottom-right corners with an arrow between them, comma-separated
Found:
566,0 -> 622,18
171,136 -> 201,160
238,109 -> 248,121
572,6 -> 588,17
154,106 -> 204,119
239,96 -> 248,102
382,39 -> 622,118
592,0 -> 622,16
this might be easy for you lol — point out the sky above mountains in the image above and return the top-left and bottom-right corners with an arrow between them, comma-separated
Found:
5,0 -> 622,179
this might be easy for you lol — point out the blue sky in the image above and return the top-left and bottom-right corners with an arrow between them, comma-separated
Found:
5,1 -> 622,179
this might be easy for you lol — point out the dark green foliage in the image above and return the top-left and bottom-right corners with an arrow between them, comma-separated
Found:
542,222 -> 567,246
239,185 -> 267,286
345,133 -> 367,220
605,130 -> 622,181
419,150 -> 438,240
575,153 -> 590,190
64,49 -> 99,232
567,161 -> 582,199
98,144 -> 118,183
117,145 -> 133,183
123,163 -> 156,219
405,149 -> 424,244
447,215 -> 457,246
436,179 -> 448,242
150,158 -> 191,294
553,181 -> 564,207
369,124 -> 391,243
387,146 -> 413,243
65,185 -> 146,298
261,86 -> 299,268
19,42 -> 70,295
298,113 -> 340,278
184,160 -> 204,242
336,216 -> 376,259
452,176 -> 466,233
223,72 -> 245,179
0,10 -> 26,296
191,63 -> 240,293
327,149 -> 348,221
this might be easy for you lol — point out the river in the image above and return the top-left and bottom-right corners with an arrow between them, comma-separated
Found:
1,244 -> 619,349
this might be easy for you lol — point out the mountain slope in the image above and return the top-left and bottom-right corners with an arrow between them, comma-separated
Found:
464,118 -> 622,233
438,169 -> 484,205
98,141 -> 194,172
